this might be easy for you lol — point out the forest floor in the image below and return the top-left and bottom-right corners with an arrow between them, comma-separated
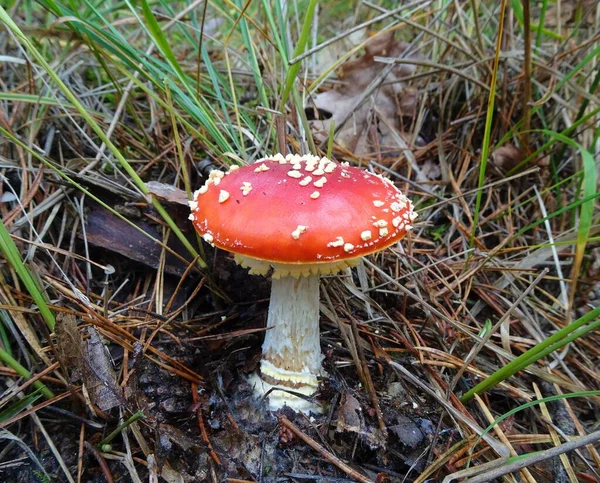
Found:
0,1 -> 599,482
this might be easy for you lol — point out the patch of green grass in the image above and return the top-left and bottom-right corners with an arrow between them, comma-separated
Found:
0,5 -> 207,270
470,0 -> 507,246
0,347 -> 54,400
461,305 -> 600,402
467,389 -> 600,469
0,211 -> 55,332
0,388 -> 44,422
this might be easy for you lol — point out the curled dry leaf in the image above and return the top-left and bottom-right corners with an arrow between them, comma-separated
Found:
83,327 -> 123,411
336,391 -> 364,434
307,32 -> 419,157
56,317 -> 122,411
490,144 -> 525,172
146,181 -> 188,206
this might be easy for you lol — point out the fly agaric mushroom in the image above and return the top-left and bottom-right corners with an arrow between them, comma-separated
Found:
189,154 -> 417,412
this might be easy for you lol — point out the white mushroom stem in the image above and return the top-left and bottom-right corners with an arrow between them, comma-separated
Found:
251,274 -> 323,412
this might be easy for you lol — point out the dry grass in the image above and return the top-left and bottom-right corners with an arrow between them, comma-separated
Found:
0,1 -> 599,482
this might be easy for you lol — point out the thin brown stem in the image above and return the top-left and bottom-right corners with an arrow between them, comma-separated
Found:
279,416 -> 375,483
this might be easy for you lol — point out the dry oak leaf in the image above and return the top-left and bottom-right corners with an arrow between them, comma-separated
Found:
307,32 -> 419,157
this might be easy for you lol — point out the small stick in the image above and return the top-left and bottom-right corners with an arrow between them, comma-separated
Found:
77,423 -> 85,483
350,317 -> 386,437
192,383 -> 222,465
85,442 -> 114,483
278,416 -> 374,483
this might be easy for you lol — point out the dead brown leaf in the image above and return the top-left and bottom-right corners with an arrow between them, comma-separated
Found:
490,144 -> 526,172
83,328 -> 123,411
55,313 -> 85,381
308,32 -> 418,157
336,391 -> 364,434
544,0 -> 596,26
56,317 -> 122,411
146,181 -> 188,206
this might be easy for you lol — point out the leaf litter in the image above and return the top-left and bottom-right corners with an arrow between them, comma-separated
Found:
1,2 -> 599,483
308,31 -> 421,158
56,314 -> 122,411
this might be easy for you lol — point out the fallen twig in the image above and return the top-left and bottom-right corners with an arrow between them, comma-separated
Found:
84,442 -> 114,483
278,416 -> 375,483
191,382 -> 222,465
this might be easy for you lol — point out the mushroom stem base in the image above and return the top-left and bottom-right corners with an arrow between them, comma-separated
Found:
254,274 -> 323,412
248,372 -> 322,413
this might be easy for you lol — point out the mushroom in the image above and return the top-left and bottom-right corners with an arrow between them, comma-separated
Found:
189,154 -> 417,412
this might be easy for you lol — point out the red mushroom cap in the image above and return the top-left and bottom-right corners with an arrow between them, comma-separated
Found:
189,154 -> 416,271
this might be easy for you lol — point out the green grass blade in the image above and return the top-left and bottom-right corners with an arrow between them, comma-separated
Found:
511,0 -> 563,39
236,0 -> 270,111
504,106 -> 600,174
0,93 -> 80,108
0,311 -> 13,358
280,0 -> 318,106
0,346 -> 54,399
532,130 -> 597,308
0,389 -> 44,423
0,5 -> 206,269
467,390 -> 600,467
261,0 -> 288,62
40,0 -> 238,156
135,0 -> 191,94
572,150 -> 596,304
98,410 -> 145,446
506,319 -> 600,378
470,0 -> 507,245
0,220 -> 56,331
512,191 -> 600,239
460,306 -> 600,402
535,0 -> 549,46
